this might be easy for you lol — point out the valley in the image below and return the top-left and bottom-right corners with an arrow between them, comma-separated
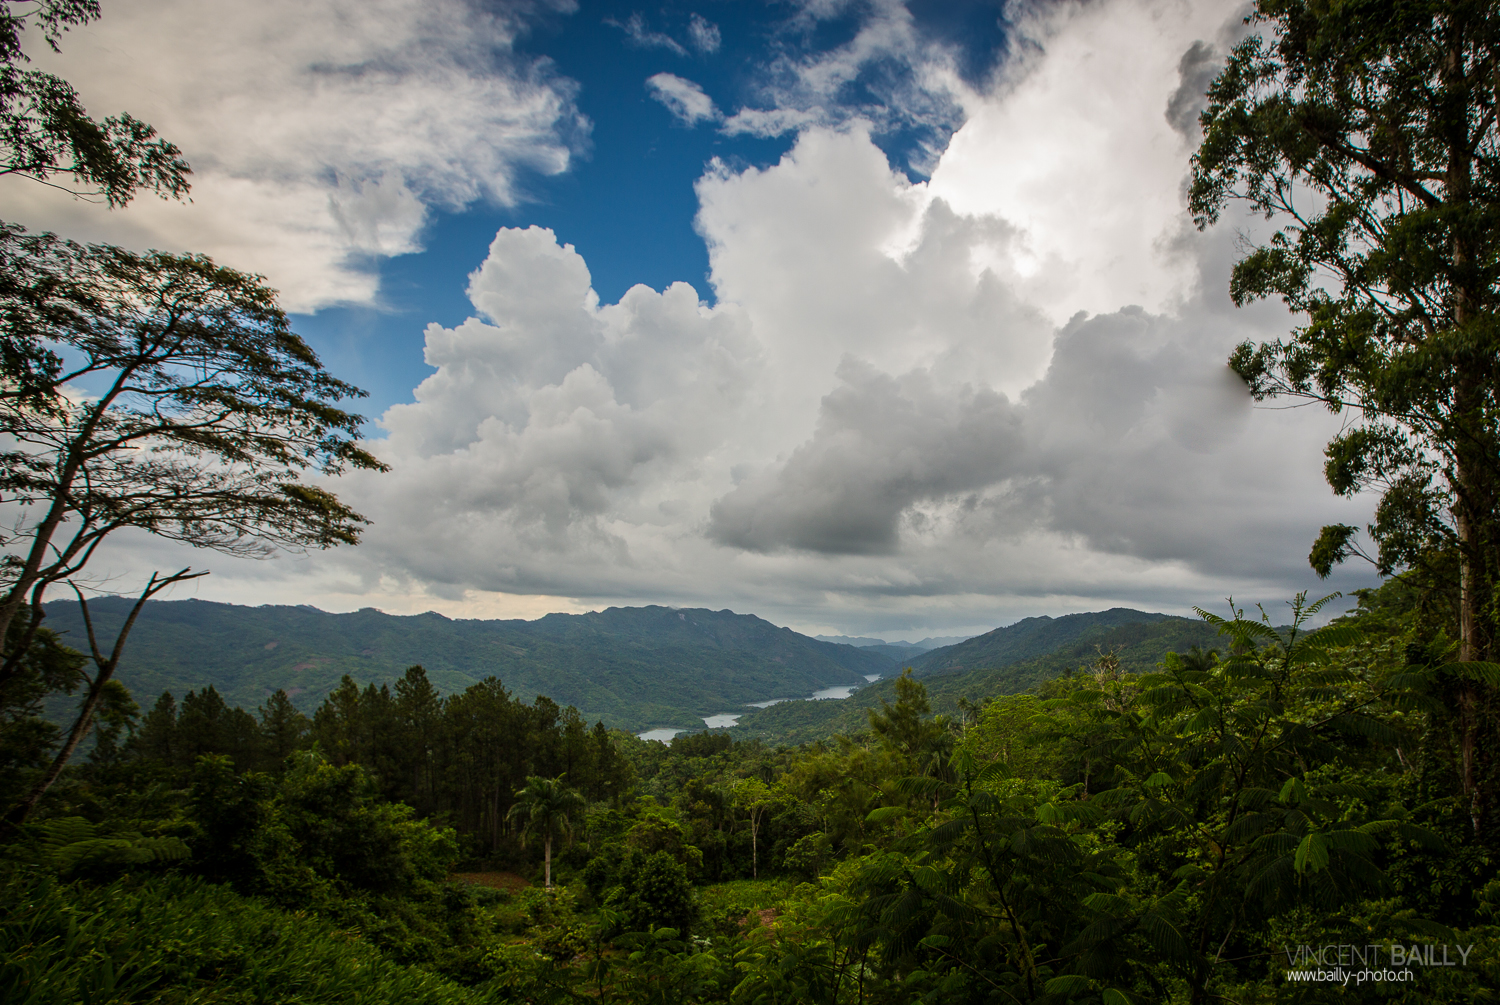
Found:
41,597 -> 1227,744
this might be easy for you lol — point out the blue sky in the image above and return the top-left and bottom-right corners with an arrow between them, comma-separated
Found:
0,0 -> 1381,636
296,1 -> 1012,419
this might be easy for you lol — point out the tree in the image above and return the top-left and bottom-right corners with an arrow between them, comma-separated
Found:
1191,0 -> 1500,825
732,777 -> 773,879
508,774 -> 586,889
0,615 -> 83,805
0,0 -> 189,207
0,235 -> 385,824
257,688 -> 309,769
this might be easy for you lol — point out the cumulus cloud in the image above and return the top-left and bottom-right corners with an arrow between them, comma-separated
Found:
0,0 -> 586,311
646,73 -> 720,126
77,0 -> 1379,633
340,225 -> 761,592
709,360 -> 1027,554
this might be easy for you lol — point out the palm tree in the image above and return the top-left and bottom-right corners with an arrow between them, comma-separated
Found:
507,775 -> 586,889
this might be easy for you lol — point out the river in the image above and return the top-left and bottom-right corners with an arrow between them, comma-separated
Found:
636,674 -> 884,742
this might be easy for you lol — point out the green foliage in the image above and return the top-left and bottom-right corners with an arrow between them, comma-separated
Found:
610,850 -> 699,935
0,1 -> 190,208
1191,1 -> 1500,657
0,622 -> 86,806
7,586 -> 1500,1005
0,871 -> 490,1004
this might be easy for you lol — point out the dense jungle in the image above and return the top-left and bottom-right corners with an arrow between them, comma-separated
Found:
3,580 -> 1500,1003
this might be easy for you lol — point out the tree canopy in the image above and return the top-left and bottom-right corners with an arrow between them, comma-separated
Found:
1191,0 -> 1500,832
0,0 -> 189,205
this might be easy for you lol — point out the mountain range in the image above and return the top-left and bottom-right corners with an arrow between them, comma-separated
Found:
40,599 -> 887,732
729,611 -> 1228,744
40,599 -> 1228,739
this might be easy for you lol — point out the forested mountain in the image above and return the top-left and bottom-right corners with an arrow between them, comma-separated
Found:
731,614 -> 1227,745
905,607 -> 1182,675
39,599 -> 891,731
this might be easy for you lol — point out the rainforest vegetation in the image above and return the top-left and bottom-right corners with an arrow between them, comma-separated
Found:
4,581 -> 1500,1003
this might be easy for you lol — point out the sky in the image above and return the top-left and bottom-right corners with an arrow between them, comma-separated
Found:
0,0 -> 1381,638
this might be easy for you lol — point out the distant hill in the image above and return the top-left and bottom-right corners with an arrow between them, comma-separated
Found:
40,599 -> 893,732
731,614 -> 1226,746
814,635 -> 898,647
861,644 -> 928,663
813,634 -> 976,651
907,609 -> 1177,676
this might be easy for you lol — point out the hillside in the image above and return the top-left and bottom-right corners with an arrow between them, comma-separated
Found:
906,608 -> 1178,675
730,615 -> 1227,745
40,599 -> 893,732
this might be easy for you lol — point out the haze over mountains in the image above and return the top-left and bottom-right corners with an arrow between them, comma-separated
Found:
41,599 -> 1224,737
812,635 -> 976,650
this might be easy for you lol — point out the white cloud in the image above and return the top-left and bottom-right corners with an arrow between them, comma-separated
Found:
688,14 -> 722,54
0,0 -> 586,311
646,73 -> 720,127
69,0 -> 1380,635
722,0 -> 973,173
611,12 -> 688,56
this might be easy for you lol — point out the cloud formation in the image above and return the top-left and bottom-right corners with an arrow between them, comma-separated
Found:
612,11 -> 720,56
70,0 -> 1380,635
687,14 -> 722,54
709,360 -> 1027,555
722,0 -> 974,174
0,0 -> 586,311
646,73 -> 720,126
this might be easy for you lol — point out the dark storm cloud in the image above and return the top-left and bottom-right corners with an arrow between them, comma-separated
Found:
708,359 -> 1026,554
1165,39 -> 1220,137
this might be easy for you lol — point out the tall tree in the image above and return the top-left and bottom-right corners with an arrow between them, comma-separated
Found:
508,774 -> 586,889
0,236 -> 384,824
257,689 -> 309,769
1191,0 -> 1500,826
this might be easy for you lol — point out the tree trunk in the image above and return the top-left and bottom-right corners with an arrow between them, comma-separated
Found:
1444,12 -> 1493,836
544,834 -> 552,889
4,674 -> 108,827
4,569 -> 199,828
751,814 -> 759,879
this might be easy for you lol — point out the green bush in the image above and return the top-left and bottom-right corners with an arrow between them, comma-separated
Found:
610,850 -> 697,935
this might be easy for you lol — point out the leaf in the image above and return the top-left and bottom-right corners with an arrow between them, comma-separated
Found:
1294,833 -> 1328,874
1082,893 -> 1132,917
1278,777 -> 1306,804
1102,991 -> 1133,1005
1044,974 -> 1089,995
1435,661 -> 1500,685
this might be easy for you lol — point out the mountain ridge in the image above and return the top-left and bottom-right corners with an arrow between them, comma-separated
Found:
39,598 -> 891,732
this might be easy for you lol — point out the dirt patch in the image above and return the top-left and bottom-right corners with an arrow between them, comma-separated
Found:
451,871 -> 530,893
754,908 -> 777,928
